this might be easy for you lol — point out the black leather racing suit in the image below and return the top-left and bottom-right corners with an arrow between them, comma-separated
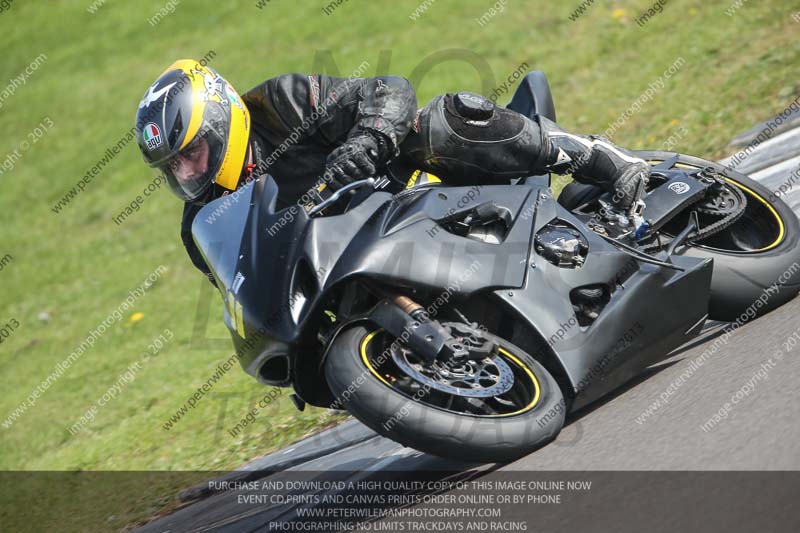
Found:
181,74 -> 418,283
181,74 -> 649,283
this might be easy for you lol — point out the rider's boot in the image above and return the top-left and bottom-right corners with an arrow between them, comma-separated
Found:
536,116 -> 650,210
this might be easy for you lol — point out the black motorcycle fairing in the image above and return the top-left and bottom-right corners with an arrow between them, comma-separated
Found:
194,176 -> 538,380
191,180 -> 257,340
194,175 -> 713,413
495,196 -> 713,409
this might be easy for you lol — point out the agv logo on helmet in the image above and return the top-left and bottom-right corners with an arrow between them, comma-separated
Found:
142,123 -> 163,151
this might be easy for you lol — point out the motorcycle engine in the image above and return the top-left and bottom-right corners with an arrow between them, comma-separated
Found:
534,221 -> 588,268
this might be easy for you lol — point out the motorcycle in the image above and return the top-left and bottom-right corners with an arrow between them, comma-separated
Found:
192,72 -> 800,463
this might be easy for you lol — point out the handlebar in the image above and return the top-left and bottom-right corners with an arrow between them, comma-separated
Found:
307,177 -> 381,217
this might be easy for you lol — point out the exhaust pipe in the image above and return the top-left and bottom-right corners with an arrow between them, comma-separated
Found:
255,352 -> 292,387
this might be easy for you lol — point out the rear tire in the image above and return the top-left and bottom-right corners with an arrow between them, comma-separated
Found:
557,152 -> 800,321
324,325 -> 565,463
639,151 -> 800,321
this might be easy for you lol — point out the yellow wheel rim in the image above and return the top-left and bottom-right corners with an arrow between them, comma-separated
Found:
359,329 -> 541,417
646,159 -> 785,252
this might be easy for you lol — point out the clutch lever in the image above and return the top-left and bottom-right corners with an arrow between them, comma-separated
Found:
307,177 -> 386,217
347,175 -> 390,209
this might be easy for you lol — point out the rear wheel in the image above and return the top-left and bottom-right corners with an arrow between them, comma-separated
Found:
641,151 -> 800,321
559,151 -> 800,321
324,324 -> 565,463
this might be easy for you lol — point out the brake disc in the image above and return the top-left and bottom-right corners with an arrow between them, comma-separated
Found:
390,327 -> 515,398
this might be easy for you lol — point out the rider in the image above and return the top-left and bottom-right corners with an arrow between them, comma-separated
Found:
135,60 -> 650,283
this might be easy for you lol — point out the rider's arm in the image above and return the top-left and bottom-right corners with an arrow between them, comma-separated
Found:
242,73 -> 418,152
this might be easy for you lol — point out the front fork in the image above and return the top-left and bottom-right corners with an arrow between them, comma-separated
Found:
367,293 -> 496,365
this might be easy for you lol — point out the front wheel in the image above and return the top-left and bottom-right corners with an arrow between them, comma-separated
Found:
324,325 -> 565,463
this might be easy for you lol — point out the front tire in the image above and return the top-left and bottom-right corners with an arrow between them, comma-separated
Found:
324,325 -> 565,463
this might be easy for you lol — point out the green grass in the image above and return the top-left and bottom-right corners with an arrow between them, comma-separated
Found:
0,0 -> 798,529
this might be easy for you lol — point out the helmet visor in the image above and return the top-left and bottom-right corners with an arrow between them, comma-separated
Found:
156,105 -> 229,202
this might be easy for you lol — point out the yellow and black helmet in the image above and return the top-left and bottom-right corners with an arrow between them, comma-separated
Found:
135,59 -> 251,203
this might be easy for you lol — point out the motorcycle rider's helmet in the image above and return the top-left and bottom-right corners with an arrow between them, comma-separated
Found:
134,59 -> 251,204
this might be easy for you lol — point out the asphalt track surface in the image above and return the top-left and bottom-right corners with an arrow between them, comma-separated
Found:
137,121 -> 800,532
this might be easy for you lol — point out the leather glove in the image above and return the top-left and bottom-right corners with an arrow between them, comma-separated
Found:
324,131 -> 390,190
609,164 -> 649,210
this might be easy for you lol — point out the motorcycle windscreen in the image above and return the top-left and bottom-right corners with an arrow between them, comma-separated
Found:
192,177 -> 290,379
192,179 -> 261,293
